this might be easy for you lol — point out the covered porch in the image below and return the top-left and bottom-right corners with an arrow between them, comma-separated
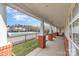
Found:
0,3 -> 79,56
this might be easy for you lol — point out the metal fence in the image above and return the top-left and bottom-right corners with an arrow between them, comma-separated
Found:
8,32 -> 39,45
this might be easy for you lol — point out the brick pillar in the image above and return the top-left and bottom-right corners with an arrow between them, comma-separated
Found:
53,33 -> 56,38
38,20 -> 46,48
55,32 -> 58,37
54,33 -> 56,37
38,36 -> 46,48
64,37 -> 69,56
0,43 -> 13,56
48,34 -> 53,41
56,32 -> 58,36
52,33 -> 54,39
57,32 -> 59,36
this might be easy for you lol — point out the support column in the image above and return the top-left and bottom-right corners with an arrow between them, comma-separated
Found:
57,32 -> 59,36
53,33 -> 56,38
37,20 -> 46,48
48,25 -> 53,41
57,28 -> 59,36
0,4 -> 12,56
55,27 -> 58,37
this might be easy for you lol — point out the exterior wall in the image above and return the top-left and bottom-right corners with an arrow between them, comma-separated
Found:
64,25 -> 72,55
0,4 -> 7,46
64,36 -> 69,56
0,4 -> 13,56
64,3 -> 79,56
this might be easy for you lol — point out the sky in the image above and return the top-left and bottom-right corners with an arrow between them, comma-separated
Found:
6,6 -> 51,30
6,6 -> 41,27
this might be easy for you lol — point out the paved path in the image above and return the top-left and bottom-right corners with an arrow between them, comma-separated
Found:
26,36 -> 65,56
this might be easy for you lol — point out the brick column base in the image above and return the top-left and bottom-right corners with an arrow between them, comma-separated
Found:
57,32 -> 59,36
55,32 -> 58,37
48,34 -> 53,41
64,37 -> 69,56
0,42 -> 13,56
37,35 -> 46,48
53,33 -> 56,38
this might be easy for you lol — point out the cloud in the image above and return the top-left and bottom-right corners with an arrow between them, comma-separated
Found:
7,6 -> 41,27
13,14 -> 30,21
7,6 -> 30,21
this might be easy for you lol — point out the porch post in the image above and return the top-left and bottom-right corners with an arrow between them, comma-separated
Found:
37,20 -> 46,48
0,4 -> 12,56
48,25 -> 53,41
57,28 -> 59,36
53,27 -> 56,38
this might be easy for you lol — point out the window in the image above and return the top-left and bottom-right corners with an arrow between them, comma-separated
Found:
69,3 -> 79,56
76,48 -> 79,56
72,19 -> 79,47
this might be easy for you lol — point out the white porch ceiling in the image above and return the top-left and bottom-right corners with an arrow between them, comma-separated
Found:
7,3 -> 71,28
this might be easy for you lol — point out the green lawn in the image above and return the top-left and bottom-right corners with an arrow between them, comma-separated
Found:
12,39 -> 38,56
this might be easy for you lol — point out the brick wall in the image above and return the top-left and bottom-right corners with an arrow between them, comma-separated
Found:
0,43 -> 13,56
64,37 -> 69,56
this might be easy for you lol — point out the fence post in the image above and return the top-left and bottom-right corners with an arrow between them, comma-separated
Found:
25,34 -> 26,41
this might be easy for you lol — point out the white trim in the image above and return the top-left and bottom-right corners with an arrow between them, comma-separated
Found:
70,39 -> 79,50
0,4 -> 7,46
69,13 -> 79,26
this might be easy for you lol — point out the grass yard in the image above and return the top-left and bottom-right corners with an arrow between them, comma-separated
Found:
12,39 -> 38,56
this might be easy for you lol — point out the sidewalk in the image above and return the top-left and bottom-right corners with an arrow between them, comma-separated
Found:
26,36 -> 65,56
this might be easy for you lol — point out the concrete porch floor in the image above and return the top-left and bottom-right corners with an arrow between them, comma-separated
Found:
26,36 -> 66,56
